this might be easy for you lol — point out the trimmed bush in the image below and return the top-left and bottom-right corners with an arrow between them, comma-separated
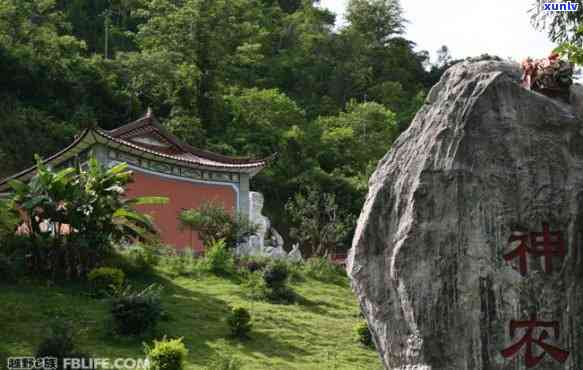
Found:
88,267 -> 125,296
35,319 -> 94,370
144,336 -> 188,370
354,321 -> 373,347
242,262 -> 297,304
226,306 -> 252,339
36,320 -> 74,359
267,286 -> 297,304
242,271 -> 269,300
237,256 -> 269,273
263,261 -> 289,289
110,284 -> 162,336
203,239 -> 235,276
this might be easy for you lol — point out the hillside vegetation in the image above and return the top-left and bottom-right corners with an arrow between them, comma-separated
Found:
0,264 -> 382,370
0,0 -> 454,244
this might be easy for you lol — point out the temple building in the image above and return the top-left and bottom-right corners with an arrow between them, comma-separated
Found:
0,111 -> 273,251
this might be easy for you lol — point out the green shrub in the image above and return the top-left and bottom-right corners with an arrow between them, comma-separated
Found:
267,286 -> 297,304
127,244 -> 160,272
242,271 -> 269,300
35,319 -> 93,370
304,257 -> 345,283
36,319 -> 74,359
263,261 -> 289,289
354,321 -> 373,347
286,262 -> 305,283
110,284 -> 163,336
243,262 -> 297,304
203,239 -> 235,276
226,306 -> 252,339
237,256 -> 269,273
161,249 -> 199,277
88,267 -> 125,296
144,336 -> 188,370
205,353 -> 242,370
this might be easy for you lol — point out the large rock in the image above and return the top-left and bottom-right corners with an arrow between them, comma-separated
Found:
348,60 -> 583,369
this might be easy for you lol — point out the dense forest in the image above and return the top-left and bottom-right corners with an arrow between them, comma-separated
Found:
0,0 -> 453,249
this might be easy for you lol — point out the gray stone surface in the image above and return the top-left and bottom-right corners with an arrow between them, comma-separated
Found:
348,60 -> 583,369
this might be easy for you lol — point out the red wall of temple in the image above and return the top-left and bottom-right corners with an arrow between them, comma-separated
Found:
125,169 -> 237,252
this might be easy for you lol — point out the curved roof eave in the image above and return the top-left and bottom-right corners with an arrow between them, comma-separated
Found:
0,128 -> 275,191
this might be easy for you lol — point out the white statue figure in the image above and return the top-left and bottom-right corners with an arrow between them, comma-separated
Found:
288,243 -> 303,262
250,192 -> 270,248
235,191 -> 303,262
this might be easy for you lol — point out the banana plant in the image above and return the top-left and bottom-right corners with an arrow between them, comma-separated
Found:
7,156 -> 168,277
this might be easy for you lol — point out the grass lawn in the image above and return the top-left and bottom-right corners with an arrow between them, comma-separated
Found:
0,268 -> 382,370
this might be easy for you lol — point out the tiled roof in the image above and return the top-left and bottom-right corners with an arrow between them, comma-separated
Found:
94,128 -> 273,169
0,112 -> 275,190
105,112 -> 271,166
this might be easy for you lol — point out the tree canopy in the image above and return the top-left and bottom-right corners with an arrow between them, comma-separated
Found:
0,0 -> 449,249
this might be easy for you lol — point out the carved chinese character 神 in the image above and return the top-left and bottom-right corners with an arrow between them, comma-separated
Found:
501,314 -> 570,368
503,223 -> 566,275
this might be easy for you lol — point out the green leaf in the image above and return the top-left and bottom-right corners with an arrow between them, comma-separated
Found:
53,167 -> 75,183
8,179 -> 28,194
106,162 -> 129,176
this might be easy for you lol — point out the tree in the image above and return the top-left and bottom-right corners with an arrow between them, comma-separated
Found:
285,186 -> 355,257
0,0 -> 133,174
222,88 -> 307,156
346,0 -> 405,47
179,202 -> 258,248
529,1 -> 583,64
0,0 -> 436,252
317,101 -> 398,181
530,1 -> 583,46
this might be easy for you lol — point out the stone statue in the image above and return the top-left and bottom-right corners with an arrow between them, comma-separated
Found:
235,191 -> 302,261
288,243 -> 303,262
